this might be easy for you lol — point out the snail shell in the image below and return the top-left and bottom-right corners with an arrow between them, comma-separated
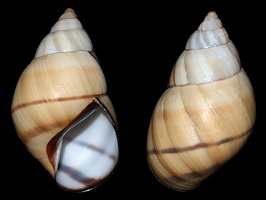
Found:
147,11 -> 256,191
11,8 -> 119,192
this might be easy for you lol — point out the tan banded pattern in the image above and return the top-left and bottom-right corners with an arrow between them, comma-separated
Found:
148,126 -> 252,155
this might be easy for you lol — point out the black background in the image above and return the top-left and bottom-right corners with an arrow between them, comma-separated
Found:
4,1 -> 265,199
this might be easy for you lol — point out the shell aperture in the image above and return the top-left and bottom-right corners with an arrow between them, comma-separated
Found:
55,102 -> 118,192
11,8 -> 119,192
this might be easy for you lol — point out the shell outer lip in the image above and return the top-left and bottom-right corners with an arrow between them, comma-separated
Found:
94,97 -> 119,135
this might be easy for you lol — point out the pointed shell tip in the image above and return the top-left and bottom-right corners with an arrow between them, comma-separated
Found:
59,8 -> 77,20
65,8 -> 75,13
204,11 -> 218,21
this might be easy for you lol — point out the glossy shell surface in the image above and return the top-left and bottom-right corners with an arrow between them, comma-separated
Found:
147,11 -> 256,191
11,8 -> 118,192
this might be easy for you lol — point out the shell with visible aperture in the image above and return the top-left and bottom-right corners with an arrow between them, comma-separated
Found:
11,8 -> 119,192
147,11 -> 256,191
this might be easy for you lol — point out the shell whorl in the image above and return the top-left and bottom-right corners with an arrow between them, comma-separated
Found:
35,8 -> 93,58
147,11 -> 256,191
185,11 -> 229,50
169,12 -> 240,86
12,8 -> 118,192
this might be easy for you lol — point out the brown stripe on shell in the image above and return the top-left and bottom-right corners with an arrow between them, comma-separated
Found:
184,164 -> 221,179
11,93 -> 106,114
18,122 -> 65,144
148,126 -> 253,155
162,164 -> 221,190
64,139 -> 117,161
57,164 -> 103,192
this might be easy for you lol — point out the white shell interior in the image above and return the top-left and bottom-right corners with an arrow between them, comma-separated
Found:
55,105 -> 118,192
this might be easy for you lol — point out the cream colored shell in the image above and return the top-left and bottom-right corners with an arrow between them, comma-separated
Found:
11,9 -> 117,180
147,11 -> 256,191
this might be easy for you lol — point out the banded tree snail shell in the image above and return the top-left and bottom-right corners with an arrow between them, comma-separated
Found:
146,11 -> 256,191
11,8 -> 119,192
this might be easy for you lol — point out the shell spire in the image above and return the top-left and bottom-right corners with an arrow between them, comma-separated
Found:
35,8 -> 93,58
169,11 -> 240,86
185,11 -> 229,50
51,8 -> 82,32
